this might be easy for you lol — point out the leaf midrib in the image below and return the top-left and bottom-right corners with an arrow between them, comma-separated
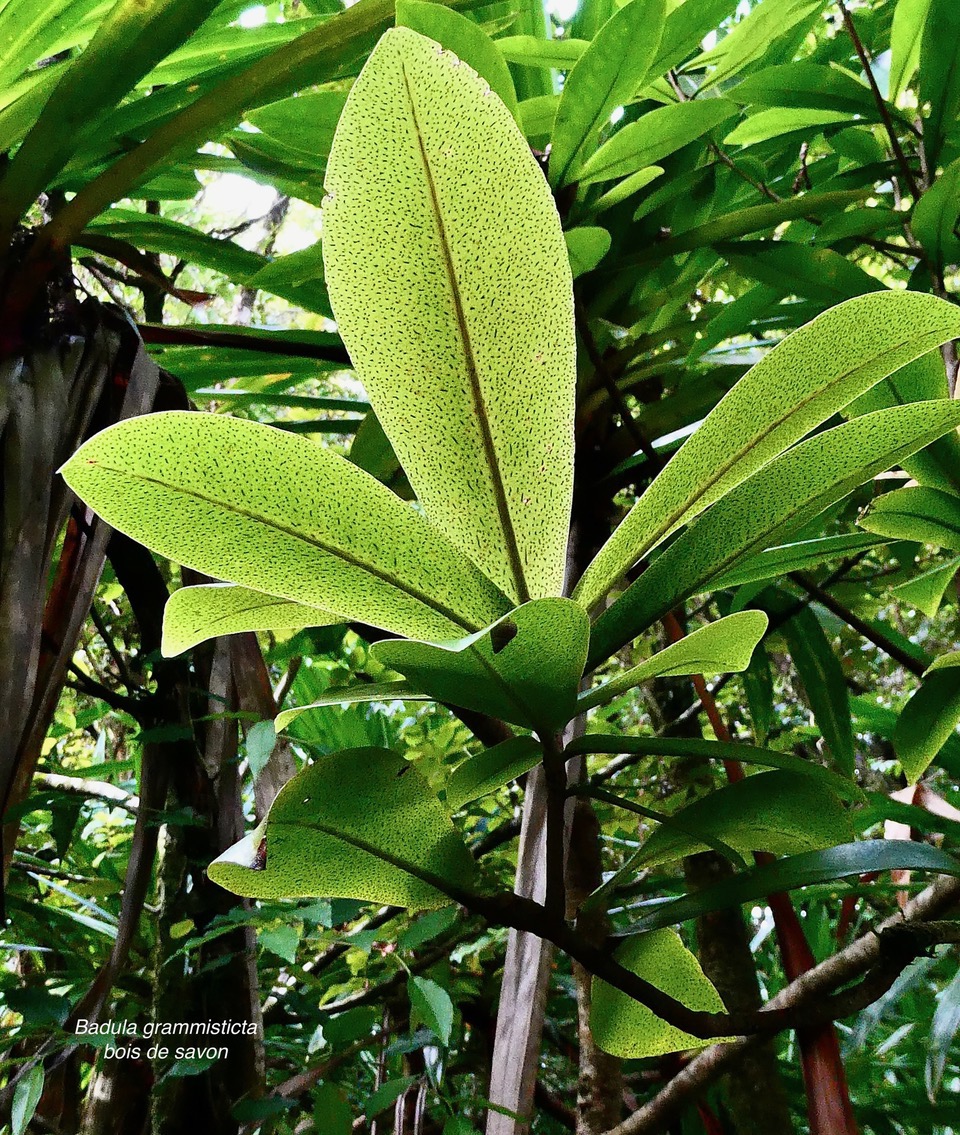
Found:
399,59 -> 530,604
86,461 -> 481,633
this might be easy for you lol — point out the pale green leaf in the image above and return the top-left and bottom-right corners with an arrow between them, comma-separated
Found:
860,486 -> 960,551
208,748 -> 476,909
730,62 -> 877,116
632,771 -> 854,869
588,400 -> 960,664
912,158 -> 960,270
548,0 -> 667,187
12,1066 -> 44,1135
891,557 -> 960,617
889,0 -> 933,101
409,976 -> 454,1044
446,737 -> 543,810
519,93 -> 559,143
691,0 -> 828,90
162,583 -> 340,657
276,683 -> 429,733
591,930 -> 727,1058
577,99 -> 737,187
895,656 -> 960,783
579,611 -> 767,711
372,599 -> 589,734
60,412 -> 512,644
574,292 -> 960,612
919,0 -> 960,165
495,35 -> 588,69
592,164 -> 664,213
565,226 -> 611,278
844,349 -> 960,495
323,27 -> 576,603
396,0 -> 518,119
724,107 -> 849,147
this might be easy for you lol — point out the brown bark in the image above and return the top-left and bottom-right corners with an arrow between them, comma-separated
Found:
684,852 -> 796,1135
566,798 -> 623,1135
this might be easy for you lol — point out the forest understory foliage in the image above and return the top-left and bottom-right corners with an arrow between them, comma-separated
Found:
4,2 -> 960,1135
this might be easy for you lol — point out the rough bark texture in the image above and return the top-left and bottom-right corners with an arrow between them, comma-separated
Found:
566,798 -> 623,1134
684,852 -> 796,1135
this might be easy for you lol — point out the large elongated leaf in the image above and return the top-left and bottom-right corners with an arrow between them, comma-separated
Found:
574,293 -> 960,613
323,27 -> 576,603
276,683 -> 428,733
844,350 -> 960,495
630,771 -> 853,869
60,411 -> 512,643
208,748 -> 477,908
890,0 -> 933,101
579,611 -> 767,711
372,599 -> 589,734
895,654 -> 960,784
588,400 -> 960,664
860,486 -> 960,551
919,0 -> 960,165
548,0 -> 667,187
162,583 -> 341,657
591,930 -> 727,1058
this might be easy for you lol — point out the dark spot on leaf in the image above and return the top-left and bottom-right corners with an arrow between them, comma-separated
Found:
491,619 -> 518,654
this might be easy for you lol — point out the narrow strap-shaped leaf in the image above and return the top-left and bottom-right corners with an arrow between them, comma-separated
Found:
587,400 -> 960,665
60,411 -> 512,644
275,683 -> 428,732
860,485 -> 960,551
579,610 -> 767,711
547,0 -> 667,188
628,841 -> 960,933
0,0 -> 222,237
208,748 -> 477,909
575,292 -> 960,612
895,655 -> 960,784
323,27 -> 576,602
567,734 -> 860,800
576,98 -> 737,188
707,532 -> 887,591
779,603 -> 855,777
162,583 -> 341,657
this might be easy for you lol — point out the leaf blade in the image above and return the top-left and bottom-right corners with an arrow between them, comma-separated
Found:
323,27 -> 576,602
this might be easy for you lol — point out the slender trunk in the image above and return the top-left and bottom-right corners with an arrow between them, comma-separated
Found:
566,798 -> 623,1134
